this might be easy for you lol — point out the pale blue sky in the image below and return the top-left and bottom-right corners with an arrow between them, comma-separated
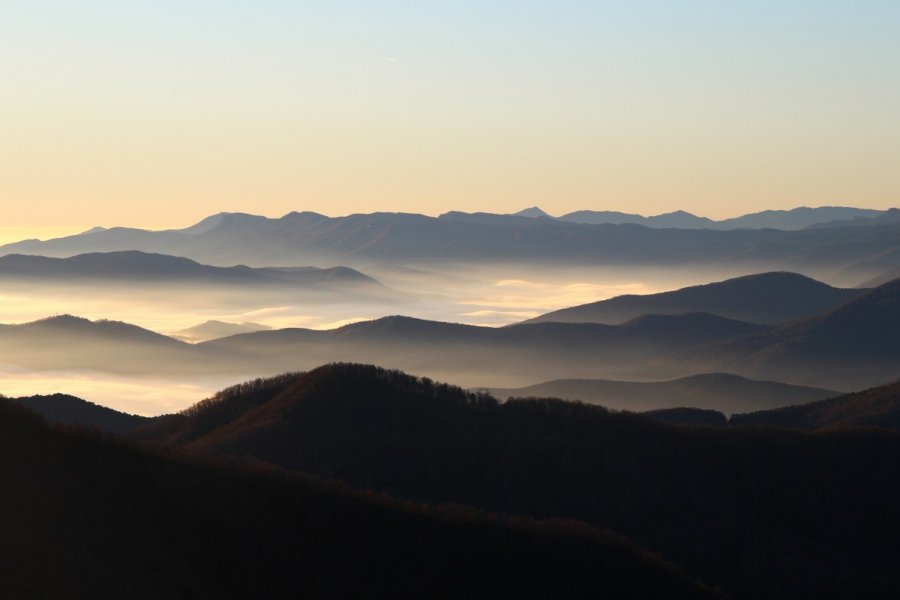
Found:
1,1 -> 898,236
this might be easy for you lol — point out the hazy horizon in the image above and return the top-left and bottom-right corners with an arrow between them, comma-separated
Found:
3,1 -> 899,240
0,202 -> 893,246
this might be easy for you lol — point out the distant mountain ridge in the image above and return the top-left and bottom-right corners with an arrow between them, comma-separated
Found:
526,272 -> 864,325
519,206 -> 884,230
2,209 -> 899,276
514,206 -> 895,231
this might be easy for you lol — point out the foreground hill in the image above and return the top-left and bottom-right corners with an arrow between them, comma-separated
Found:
487,373 -> 837,415
678,278 -> 900,389
0,399 -> 707,599
2,210 -> 899,277
136,364 -> 900,599
731,380 -> 900,431
526,272 -> 862,325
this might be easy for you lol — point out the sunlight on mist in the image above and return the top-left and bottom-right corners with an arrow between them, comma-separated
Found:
0,266 -> 703,414
0,366 -> 238,416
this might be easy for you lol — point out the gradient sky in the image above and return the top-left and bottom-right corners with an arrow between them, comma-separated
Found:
2,1 -> 898,240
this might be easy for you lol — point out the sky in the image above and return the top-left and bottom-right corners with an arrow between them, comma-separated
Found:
2,1 -> 898,241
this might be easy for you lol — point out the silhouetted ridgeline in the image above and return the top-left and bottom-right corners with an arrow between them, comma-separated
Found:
2,210 -> 899,275
10,393 -> 155,434
676,277 -> 900,389
525,272 -> 863,325
0,396 -> 712,599
550,206 -> 884,230
134,364 -> 900,599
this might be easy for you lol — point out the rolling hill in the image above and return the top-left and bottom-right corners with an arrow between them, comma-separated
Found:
0,312 -> 765,385
198,312 -> 767,386
730,380 -> 900,431
0,315 -> 203,375
487,373 -> 838,415
135,363 -> 900,599
677,278 -> 900,389
525,272 -> 863,325
11,393 -> 155,434
0,251 -> 385,290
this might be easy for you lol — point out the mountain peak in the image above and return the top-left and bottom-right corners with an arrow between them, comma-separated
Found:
514,206 -> 553,218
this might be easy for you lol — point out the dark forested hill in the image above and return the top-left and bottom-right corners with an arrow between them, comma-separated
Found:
731,380 -> 900,431
12,393 -> 155,434
525,272 -> 864,325
135,364 -> 900,599
0,397 -> 710,599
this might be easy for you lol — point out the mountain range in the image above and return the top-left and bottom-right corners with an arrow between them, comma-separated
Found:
2,210 -> 900,278
3,273 -> 898,390
517,206 -> 885,230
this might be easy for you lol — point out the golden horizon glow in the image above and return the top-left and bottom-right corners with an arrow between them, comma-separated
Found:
2,2 -> 898,237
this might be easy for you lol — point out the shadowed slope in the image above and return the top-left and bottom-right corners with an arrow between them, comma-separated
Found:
677,278 -> 900,389
11,394 -> 155,434
0,397 -> 710,600
136,364 -> 900,599
731,380 -> 900,431
526,272 -> 863,325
